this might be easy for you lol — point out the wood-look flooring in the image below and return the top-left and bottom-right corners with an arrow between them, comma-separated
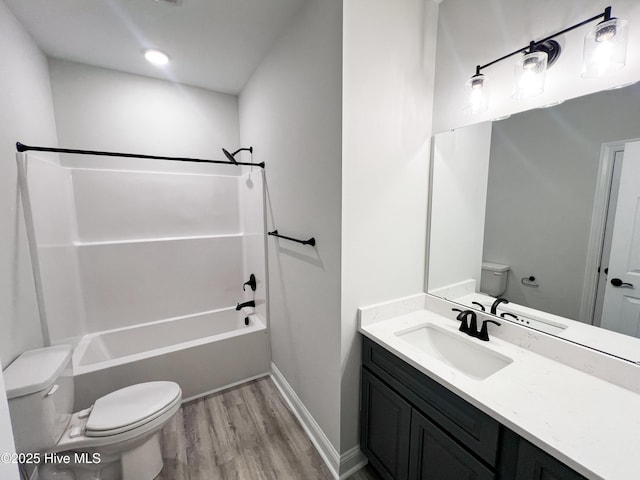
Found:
157,376 -> 382,480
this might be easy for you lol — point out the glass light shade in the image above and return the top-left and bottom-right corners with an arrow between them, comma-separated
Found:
582,18 -> 629,78
465,74 -> 489,114
512,51 -> 547,100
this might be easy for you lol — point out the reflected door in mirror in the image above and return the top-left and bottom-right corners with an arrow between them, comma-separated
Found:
600,140 -> 640,337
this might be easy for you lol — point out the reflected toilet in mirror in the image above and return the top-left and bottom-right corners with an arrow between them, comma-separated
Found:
480,262 -> 509,297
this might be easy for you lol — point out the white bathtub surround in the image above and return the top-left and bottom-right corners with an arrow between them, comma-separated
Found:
18,152 -> 270,409
359,293 -> 640,480
77,235 -> 245,331
71,169 -> 241,242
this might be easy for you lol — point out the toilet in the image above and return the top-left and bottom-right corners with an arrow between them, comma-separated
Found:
480,261 -> 510,297
3,345 -> 182,480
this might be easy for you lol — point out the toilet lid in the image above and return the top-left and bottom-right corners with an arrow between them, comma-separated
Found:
86,381 -> 181,436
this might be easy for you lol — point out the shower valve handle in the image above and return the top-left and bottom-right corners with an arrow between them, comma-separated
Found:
243,274 -> 257,292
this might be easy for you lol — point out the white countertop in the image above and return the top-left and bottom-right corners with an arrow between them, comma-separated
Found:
359,302 -> 640,480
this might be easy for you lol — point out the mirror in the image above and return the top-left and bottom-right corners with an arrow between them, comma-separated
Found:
428,81 -> 640,363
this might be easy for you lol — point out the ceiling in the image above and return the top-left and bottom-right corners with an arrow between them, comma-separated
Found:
5,0 -> 307,95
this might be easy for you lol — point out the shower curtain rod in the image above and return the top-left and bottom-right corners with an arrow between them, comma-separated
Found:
16,142 -> 265,168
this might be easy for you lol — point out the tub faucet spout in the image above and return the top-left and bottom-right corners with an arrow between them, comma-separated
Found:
236,300 -> 255,311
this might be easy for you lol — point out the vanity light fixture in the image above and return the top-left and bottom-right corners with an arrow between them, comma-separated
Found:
466,6 -> 628,112
144,49 -> 169,66
513,48 -> 548,100
465,68 -> 489,113
582,15 -> 629,78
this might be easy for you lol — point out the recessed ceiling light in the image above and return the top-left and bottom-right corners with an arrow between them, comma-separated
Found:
144,49 -> 169,66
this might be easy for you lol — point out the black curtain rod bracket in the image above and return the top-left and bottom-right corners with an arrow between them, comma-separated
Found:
268,230 -> 316,246
16,142 -> 265,169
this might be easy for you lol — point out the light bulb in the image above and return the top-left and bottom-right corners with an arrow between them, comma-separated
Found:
144,49 -> 170,66
465,74 -> 488,114
513,51 -> 547,100
582,18 -> 628,78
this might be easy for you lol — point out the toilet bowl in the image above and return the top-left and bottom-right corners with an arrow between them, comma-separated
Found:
3,345 -> 182,480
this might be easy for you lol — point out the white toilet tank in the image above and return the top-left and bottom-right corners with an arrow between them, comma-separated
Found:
480,262 -> 510,297
3,345 -> 74,453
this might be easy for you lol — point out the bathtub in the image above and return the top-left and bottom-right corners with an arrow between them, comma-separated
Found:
71,307 -> 270,409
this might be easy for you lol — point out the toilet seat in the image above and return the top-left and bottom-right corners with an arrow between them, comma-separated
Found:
86,381 -> 181,437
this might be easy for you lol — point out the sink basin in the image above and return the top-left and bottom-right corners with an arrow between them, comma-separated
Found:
396,324 -> 513,380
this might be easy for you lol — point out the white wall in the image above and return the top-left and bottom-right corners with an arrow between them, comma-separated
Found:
433,0 -> 640,132
342,0 -> 439,456
428,122 -> 492,292
0,1 -> 60,476
239,0 -> 343,453
483,83 -> 640,320
49,59 -> 241,175
0,1 -> 58,367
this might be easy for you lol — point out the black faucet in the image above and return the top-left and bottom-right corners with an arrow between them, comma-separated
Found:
490,298 -> 509,315
452,309 -> 501,341
471,301 -> 486,311
453,309 -> 477,336
477,319 -> 501,341
236,300 -> 255,311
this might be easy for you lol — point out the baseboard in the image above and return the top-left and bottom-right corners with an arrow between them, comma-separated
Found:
339,445 -> 368,479
269,363 -> 367,479
270,363 -> 341,478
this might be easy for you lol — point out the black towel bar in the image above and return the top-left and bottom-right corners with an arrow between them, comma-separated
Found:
268,230 -> 315,246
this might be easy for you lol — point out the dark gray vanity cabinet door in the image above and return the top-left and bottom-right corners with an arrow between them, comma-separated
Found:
362,336 -> 500,466
515,440 -> 587,480
408,409 -> 495,480
361,368 -> 412,480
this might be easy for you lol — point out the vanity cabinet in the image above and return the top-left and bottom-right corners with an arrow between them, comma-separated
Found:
361,369 -> 411,479
360,337 -> 586,480
408,408 -> 495,480
513,439 -> 588,480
